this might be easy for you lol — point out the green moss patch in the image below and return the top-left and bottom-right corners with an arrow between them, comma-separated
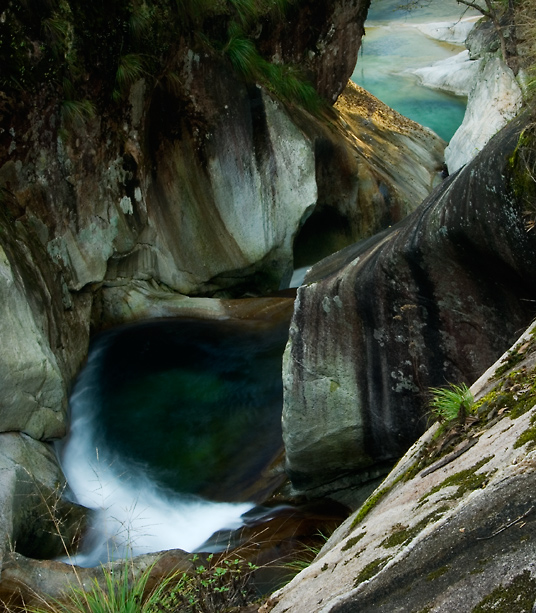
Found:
341,532 -> 366,551
350,470 -> 408,530
472,570 -> 536,612
381,507 -> 449,549
514,413 -> 536,449
419,457 -> 494,505
426,565 -> 450,582
353,556 -> 392,586
475,367 -> 536,421
493,332 -> 536,380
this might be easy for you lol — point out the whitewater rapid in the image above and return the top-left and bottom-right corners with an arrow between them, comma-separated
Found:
58,339 -> 254,567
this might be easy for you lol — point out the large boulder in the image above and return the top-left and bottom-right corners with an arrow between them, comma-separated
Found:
265,320 -> 536,612
282,113 -> 536,503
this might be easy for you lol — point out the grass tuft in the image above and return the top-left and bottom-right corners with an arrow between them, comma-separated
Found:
428,382 -> 474,424
113,53 -> 147,101
60,98 -> 96,130
27,561 -> 178,613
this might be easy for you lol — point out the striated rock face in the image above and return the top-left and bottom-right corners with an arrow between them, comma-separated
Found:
0,209 -> 91,439
0,0 -> 445,587
266,321 -> 536,613
282,114 -> 536,503
258,0 -> 370,103
440,17 -> 524,172
0,0 -> 443,492
0,0 -> 378,302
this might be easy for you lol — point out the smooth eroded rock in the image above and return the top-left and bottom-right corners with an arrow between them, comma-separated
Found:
267,321 -> 536,613
282,113 -> 536,502
0,433 -> 86,570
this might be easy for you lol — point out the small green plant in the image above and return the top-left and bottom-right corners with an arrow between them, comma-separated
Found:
428,382 -> 474,424
60,98 -> 96,130
153,553 -> 258,613
282,531 -> 331,578
112,53 -> 148,102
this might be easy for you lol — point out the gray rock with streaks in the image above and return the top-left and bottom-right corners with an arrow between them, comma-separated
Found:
282,114 -> 536,502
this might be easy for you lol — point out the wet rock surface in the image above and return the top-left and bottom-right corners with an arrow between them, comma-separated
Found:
282,113 -> 536,502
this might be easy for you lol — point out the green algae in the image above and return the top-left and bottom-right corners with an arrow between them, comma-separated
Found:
475,367 -> 536,420
380,507 -> 449,549
492,332 -> 536,380
508,123 -> 536,228
349,470 -> 409,530
472,570 -> 536,612
514,413 -> 536,449
426,565 -> 450,582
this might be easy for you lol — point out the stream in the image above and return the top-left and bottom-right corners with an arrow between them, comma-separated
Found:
352,0 -> 478,141
59,316 -> 290,566
59,0 -> 478,567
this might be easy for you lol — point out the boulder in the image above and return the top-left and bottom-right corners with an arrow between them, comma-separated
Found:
414,17 -> 481,45
282,114 -> 536,503
445,57 -> 523,172
0,549 -> 197,609
410,50 -> 482,97
265,320 -> 536,612
0,433 -> 86,573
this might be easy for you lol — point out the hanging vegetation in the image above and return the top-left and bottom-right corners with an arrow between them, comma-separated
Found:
0,0 -> 323,116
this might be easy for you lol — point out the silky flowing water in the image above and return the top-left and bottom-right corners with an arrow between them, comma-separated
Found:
352,0 -> 478,141
59,0 -> 481,567
59,317 -> 289,566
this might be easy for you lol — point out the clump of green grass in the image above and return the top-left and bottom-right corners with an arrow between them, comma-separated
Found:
3,0 -> 324,116
28,561 -> 178,613
428,382 -> 474,424
60,98 -> 96,130
26,553 -> 259,613
112,53 -> 147,102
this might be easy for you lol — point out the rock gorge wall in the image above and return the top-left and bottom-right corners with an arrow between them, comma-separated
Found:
410,17 -> 524,173
0,0 -> 448,573
282,113 -> 536,504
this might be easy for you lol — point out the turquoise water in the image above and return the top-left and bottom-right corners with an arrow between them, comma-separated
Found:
352,0 -> 477,141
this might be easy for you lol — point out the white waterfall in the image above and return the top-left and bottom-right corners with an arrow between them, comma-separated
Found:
58,340 -> 254,567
